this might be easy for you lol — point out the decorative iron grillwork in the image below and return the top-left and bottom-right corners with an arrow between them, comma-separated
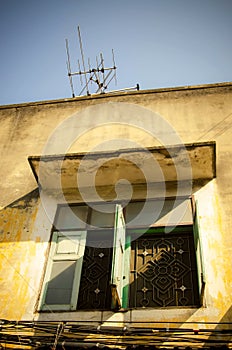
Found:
129,230 -> 199,308
77,230 -> 113,310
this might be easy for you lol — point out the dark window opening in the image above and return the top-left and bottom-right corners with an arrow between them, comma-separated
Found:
77,230 -> 113,310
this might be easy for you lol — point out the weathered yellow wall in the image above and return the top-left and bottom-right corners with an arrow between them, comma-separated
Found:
0,191 -> 39,319
0,82 -> 231,329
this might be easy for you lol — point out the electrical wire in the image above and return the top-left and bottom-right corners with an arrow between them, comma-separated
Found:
0,320 -> 231,349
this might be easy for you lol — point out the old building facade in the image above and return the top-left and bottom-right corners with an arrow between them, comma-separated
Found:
0,82 -> 231,348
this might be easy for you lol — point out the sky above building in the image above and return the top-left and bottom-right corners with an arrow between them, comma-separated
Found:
0,0 -> 232,105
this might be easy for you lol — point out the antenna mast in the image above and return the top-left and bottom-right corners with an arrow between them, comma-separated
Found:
65,26 -> 117,97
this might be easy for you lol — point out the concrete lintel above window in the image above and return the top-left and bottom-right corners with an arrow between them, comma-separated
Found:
28,141 -> 216,192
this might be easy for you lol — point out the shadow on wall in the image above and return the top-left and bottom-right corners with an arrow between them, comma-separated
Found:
203,305 -> 232,347
0,188 -> 39,242
0,187 -> 196,243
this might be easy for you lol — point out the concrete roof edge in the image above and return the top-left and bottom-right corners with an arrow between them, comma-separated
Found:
28,140 -> 216,161
1,81 -> 232,110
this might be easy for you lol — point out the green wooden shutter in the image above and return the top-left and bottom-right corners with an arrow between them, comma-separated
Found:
193,201 -> 206,305
39,231 -> 86,311
122,234 -> 131,309
111,204 -> 126,309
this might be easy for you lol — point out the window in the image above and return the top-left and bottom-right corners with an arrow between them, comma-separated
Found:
128,227 -> 199,308
39,198 -> 205,311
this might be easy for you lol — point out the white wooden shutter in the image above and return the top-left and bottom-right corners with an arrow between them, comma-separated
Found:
40,231 -> 86,311
193,202 -> 206,305
111,204 -> 126,309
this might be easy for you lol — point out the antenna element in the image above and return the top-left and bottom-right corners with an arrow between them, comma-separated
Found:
65,26 -> 117,96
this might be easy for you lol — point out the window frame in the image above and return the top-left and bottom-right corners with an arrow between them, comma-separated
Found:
38,197 -> 205,311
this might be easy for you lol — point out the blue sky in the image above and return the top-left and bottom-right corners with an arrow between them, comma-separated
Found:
0,0 -> 232,105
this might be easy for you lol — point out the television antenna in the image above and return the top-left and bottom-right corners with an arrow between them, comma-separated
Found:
66,26 -> 119,97
66,26 -> 140,97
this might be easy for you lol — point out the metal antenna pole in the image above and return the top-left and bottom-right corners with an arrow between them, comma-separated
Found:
88,58 -> 92,86
78,59 -> 83,85
112,49 -> 117,85
79,56 -> 103,96
96,56 -> 101,89
77,26 -> 90,95
100,53 -> 105,93
65,39 -> 75,97
96,70 -> 112,93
